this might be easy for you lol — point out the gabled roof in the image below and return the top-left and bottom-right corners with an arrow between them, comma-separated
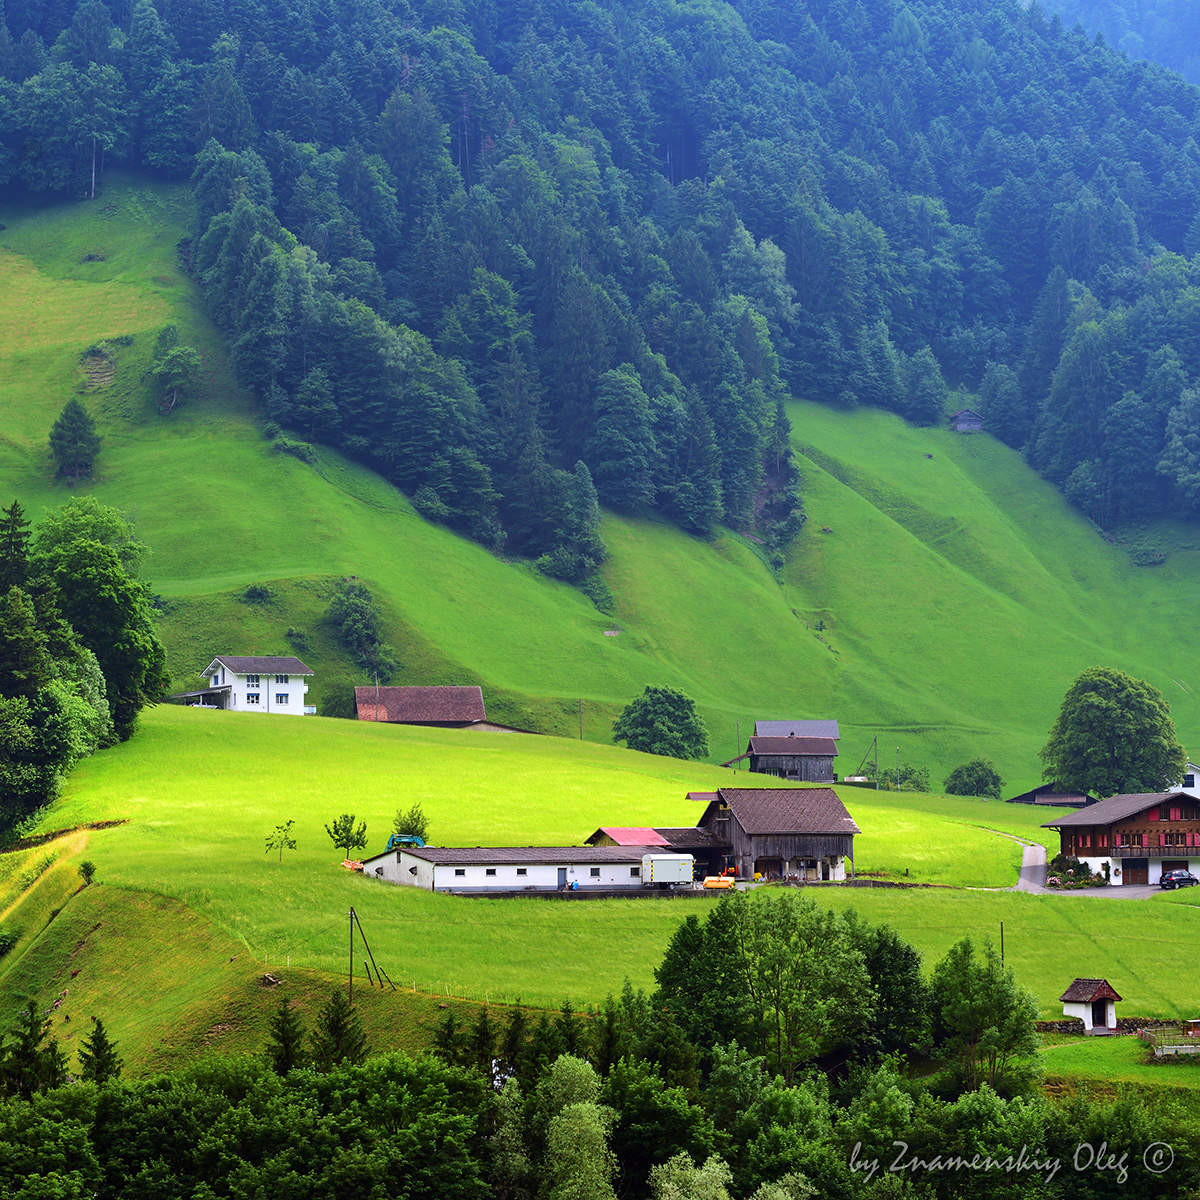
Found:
707,787 -> 860,836
355,685 -> 486,724
1042,790 -> 1190,828
951,409 -> 982,420
1059,978 -> 1122,1004
363,844 -> 658,867
685,791 -> 719,803
754,719 -> 840,740
587,827 -> 670,847
1007,782 -> 1098,807
749,736 -> 838,757
206,656 -> 313,675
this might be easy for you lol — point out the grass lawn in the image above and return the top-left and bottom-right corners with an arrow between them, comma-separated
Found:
2,706 -> 1196,1063
1040,1034 -> 1200,1093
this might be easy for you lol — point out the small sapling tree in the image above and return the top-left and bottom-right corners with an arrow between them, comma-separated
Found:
78,860 -> 96,886
310,986 -> 367,1070
266,995 -> 307,1075
392,801 -> 429,843
49,399 -> 101,481
265,819 -> 297,863
325,813 -> 367,860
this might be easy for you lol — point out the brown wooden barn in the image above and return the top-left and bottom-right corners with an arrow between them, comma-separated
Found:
698,787 -> 859,881
354,685 -> 532,731
950,409 -> 983,433
723,735 -> 837,782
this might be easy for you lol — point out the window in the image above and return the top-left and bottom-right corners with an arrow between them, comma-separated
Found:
454,868 -> 465,877
630,867 -> 640,877
1149,808 -> 1160,822
589,867 -> 600,877
485,868 -> 496,876
516,868 -> 527,876
275,693 -> 288,705
246,692 -> 260,705
246,674 -> 260,686
1170,806 -> 1182,821
212,674 -> 219,687
275,674 -> 289,684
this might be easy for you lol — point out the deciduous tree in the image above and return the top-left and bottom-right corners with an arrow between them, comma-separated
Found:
612,686 -> 708,760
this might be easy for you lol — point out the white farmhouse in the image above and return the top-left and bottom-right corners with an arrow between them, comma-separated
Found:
191,656 -> 315,714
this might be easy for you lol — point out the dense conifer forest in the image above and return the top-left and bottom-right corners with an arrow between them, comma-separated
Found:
1045,1 -> 1200,83
7,0 -> 1200,552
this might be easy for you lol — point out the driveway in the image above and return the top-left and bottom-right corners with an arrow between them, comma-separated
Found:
1005,834 -> 1163,899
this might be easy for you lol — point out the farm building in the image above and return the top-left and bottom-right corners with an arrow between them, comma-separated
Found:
754,719 -> 840,740
1042,790 -> 1200,885
722,735 -> 837,782
1006,782 -> 1098,808
354,685 -> 530,731
698,787 -> 859,881
174,656 -> 315,714
1059,978 -> 1121,1034
360,844 -> 689,892
585,825 -> 730,876
950,409 -> 983,433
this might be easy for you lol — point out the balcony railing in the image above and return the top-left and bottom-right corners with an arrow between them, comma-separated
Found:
1108,845 -> 1198,858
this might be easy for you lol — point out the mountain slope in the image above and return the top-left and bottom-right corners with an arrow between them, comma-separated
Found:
4,178 -> 1200,785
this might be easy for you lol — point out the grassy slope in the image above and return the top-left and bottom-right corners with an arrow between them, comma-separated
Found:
6,179 -> 1200,783
3,704 -> 1198,1076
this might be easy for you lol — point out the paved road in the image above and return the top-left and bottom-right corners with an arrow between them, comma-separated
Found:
1005,834 -> 1162,899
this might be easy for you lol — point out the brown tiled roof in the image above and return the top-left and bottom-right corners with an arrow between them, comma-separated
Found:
685,791 -> 719,803
1059,978 -> 1122,1003
749,736 -> 838,756
355,685 -> 486,724
364,844 -> 659,866
715,787 -> 860,835
207,655 -> 313,675
654,826 -> 725,849
1042,791 -> 1186,828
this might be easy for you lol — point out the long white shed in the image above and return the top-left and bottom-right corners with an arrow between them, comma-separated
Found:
360,844 -> 684,893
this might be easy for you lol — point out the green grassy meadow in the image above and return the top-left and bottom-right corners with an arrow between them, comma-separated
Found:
1040,1034 -> 1200,1094
2,704 -> 1198,1076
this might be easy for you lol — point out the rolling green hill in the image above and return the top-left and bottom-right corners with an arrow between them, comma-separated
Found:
3,704 -> 1199,1078
5,177 -> 1200,789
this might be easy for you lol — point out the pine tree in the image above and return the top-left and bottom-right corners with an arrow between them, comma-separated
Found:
0,1001 -> 68,1099
310,986 -> 366,1070
49,400 -> 101,482
266,995 -> 306,1074
78,1016 -> 122,1083
0,501 -> 31,590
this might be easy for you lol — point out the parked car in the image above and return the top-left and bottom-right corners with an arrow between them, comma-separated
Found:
1159,869 -> 1199,889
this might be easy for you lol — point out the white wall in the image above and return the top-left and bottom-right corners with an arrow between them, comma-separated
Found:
219,668 -> 310,715
362,850 -> 647,891
1063,999 -> 1116,1031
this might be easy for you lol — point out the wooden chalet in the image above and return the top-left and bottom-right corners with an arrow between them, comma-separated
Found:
354,685 -> 530,731
698,787 -> 859,881
1042,790 -> 1200,885
722,735 -> 837,782
950,409 -> 983,433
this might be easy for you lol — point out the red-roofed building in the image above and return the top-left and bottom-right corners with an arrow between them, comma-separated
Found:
354,685 -> 532,732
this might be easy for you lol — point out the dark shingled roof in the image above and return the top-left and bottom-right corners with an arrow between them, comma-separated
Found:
1042,791 -> 1188,828
355,685 -> 486,724
207,655 -> 313,675
654,826 -> 725,849
754,719 -> 840,740
1059,978 -> 1122,1004
714,787 -> 860,835
685,791 -> 719,803
749,736 -> 838,757
364,844 -> 660,866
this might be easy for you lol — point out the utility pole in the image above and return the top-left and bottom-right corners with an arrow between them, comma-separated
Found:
896,746 -> 900,792
736,719 -> 741,769
578,698 -> 583,739
1000,920 -> 1005,966
349,906 -> 355,1002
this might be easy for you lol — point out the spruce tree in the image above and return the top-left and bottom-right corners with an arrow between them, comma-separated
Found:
266,995 -> 306,1074
0,501 -> 31,590
78,1016 -> 122,1083
49,399 -> 101,481
310,986 -> 366,1070
0,1001 -> 68,1099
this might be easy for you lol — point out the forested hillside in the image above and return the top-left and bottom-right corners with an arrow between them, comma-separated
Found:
6,0 -> 1200,554
1043,1 -> 1200,84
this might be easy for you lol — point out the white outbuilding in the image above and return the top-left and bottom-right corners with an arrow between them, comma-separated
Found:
360,844 -> 692,893
1059,978 -> 1122,1034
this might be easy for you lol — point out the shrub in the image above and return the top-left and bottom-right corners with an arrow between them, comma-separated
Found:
78,860 -> 95,886
241,584 -> 275,604
0,929 -> 20,958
